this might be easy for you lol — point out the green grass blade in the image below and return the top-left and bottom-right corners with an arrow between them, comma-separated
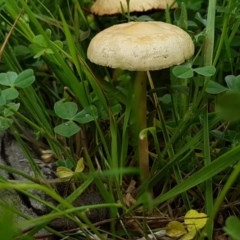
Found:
151,144 -> 240,208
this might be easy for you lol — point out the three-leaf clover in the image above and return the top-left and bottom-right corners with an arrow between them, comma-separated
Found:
54,99 -> 98,137
0,69 -> 35,131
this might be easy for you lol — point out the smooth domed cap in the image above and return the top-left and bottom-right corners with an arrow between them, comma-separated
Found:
87,21 -> 194,71
91,0 -> 177,16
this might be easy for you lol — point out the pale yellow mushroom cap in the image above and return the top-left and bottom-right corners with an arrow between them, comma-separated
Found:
87,21 -> 194,71
91,0 -> 178,16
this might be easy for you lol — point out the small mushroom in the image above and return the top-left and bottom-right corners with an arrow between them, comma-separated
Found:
90,0 -> 178,16
87,21 -> 194,181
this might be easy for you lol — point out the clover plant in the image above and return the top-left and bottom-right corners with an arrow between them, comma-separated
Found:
0,69 -> 35,131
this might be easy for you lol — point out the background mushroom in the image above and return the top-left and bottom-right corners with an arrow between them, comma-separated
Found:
90,0 -> 178,16
87,21 -> 194,181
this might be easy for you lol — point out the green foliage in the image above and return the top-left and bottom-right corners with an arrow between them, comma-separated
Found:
223,216 -> 240,240
206,75 -> 240,94
30,31 -> 63,58
172,65 -> 216,79
206,74 -> 240,121
172,65 -> 194,78
54,100 -> 98,137
0,69 -> 35,93
0,69 -> 35,131
54,100 -> 79,120
225,75 -> 240,91
0,0 -> 240,238
205,80 -> 228,94
0,209 -> 19,240
216,92 -> 240,122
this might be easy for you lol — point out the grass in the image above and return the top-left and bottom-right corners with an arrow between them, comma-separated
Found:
0,0 -> 240,239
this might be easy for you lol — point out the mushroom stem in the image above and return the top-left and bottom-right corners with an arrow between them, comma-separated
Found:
132,71 -> 149,181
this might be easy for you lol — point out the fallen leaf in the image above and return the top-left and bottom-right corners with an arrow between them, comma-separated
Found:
126,180 -> 136,193
75,158 -> 85,173
41,149 -> 55,163
56,166 -> 74,178
180,229 -> 197,240
184,209 -> 208,231
124,192 -> 136,207
56,158 -> 85,179
166,221 -> 187,238
180,209 -> 208,240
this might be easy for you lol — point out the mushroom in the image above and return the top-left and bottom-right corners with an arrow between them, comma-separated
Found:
90,0 -> 178,16
87,21 -> 194,181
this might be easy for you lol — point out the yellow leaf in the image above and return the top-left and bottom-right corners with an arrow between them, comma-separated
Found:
56,166 -> 74,179
166,221 -> 187,238
74,158 -> 85,173
56,158 -> 84,179
184,209 -> 208,232
180,229 -> 197,240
